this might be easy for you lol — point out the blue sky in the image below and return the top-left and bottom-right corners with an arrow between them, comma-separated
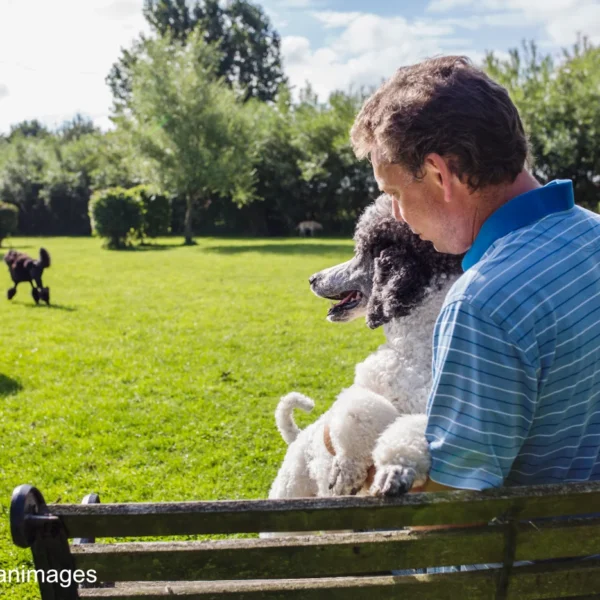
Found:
0,0 -> 598,134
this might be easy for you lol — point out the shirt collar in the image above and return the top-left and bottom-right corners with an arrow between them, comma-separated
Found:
462,179 -> 575,271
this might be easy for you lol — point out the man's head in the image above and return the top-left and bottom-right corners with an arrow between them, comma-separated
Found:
351,56 -> 529,254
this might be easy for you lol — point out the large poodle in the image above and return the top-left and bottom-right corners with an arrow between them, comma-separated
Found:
268,195 -> 463,501
4,248 -> 51,305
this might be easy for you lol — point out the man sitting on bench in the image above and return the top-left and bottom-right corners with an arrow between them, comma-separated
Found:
350,56 -> 600,571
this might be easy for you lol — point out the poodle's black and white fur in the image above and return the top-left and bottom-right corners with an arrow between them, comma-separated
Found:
268,195 -> 463,502
4,248 -> 51,305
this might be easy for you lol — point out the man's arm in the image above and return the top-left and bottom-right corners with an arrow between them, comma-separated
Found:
424,299 -> 537,491
370,298 -> 537,496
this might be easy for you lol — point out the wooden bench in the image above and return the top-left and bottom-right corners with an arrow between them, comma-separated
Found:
10,481 -> 600,599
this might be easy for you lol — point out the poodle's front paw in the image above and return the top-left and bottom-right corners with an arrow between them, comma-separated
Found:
7,288 -> 15,300
370,465 -> 417,497
369,414 -> 431,497
328,456 -> 369,496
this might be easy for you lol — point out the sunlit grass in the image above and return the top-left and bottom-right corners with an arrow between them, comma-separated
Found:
0,235 -> 383,598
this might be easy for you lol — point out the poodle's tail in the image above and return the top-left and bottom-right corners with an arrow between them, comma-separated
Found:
276,392 -> 315,445
39,248 -> 50,268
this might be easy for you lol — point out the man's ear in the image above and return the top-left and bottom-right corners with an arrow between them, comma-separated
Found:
366,246 -> 420,329
424,153 -> 454,204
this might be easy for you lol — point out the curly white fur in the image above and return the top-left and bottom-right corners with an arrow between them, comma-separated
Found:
267,196 -> 462,515
266,284 -> 453,506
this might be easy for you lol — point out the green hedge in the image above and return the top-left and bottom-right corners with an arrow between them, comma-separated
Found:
89,188 -> 143,248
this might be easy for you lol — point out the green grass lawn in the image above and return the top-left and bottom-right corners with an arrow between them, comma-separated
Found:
0,235 -> 383,598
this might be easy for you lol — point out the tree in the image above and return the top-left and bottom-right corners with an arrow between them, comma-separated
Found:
107,0 -> 286,110
40,135 -> 98,235
57,114 -> 98,142
88,130 -> 140,191
0,136 -> 49,234
8,119 -> 49,141
289,86 -> 377,234
485,38 -> 600,211
119,30 -> 257,244
225,86 -> 305,235
0,201 -> 18,246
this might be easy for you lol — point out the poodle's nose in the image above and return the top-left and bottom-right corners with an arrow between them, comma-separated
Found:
309,274 -> 318,285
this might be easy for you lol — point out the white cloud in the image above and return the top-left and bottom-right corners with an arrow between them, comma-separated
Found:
282,36 -> 313,66
282,11 -> 482,102
426,0 -> 600,46
533,1 -> 600,45
311,11 -> 362,29
439,11 -> 535,30
330,15 -> 455,56
96,0 -> 141,18
261,5 -> 288,31
278,0 -> 317,7
427,0 -> 479,12
0,84 -> 8,100
0,0 -> 150,133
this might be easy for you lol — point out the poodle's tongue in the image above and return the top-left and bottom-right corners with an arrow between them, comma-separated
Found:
333,291 -> 358,308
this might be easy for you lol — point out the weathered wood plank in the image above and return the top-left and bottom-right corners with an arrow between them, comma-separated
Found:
70,518 -> 600,581
71,528 -> 502,580
48,481 -> 600,538
77,560 -> 600,599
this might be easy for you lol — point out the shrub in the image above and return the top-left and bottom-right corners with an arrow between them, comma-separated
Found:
125,185 -> 171,240
0,202 -> 19,247
89,187 -> 143,248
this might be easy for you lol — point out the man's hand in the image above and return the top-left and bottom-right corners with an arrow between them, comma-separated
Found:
413,478 -> 456,493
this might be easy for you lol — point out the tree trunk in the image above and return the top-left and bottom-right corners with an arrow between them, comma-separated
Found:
184,196 -> 195,245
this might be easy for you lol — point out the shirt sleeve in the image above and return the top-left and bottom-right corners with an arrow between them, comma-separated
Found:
425,299 -> 538,490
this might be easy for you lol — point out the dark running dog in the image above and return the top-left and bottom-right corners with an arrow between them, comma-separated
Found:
4,248 -> 51,304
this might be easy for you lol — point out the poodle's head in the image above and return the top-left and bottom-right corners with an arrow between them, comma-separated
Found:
309,194 -> 463,329
3,249 -> 18,268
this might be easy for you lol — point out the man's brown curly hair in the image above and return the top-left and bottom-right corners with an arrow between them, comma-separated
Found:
351,56 -> 529,190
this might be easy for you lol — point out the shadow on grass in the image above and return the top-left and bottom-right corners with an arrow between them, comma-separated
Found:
106,243 -> 183,252
22,303 -> 77,312
0,374 -> 22,397
203,243 -> 353,256
1,245 -> 34,251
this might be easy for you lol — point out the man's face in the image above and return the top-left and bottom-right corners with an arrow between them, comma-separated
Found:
372,156 -> 466,254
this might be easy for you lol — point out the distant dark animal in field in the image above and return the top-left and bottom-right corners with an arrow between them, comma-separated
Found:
4,248 -> 51,305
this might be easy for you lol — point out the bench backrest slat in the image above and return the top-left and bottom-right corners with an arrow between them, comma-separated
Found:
50,482 -> 600,538
69,518 -> 600,582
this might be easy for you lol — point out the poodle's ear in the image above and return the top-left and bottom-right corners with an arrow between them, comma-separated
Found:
366,246 -> 423,329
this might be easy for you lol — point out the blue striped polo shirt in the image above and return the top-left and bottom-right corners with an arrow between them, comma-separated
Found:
425,179 -> 600,491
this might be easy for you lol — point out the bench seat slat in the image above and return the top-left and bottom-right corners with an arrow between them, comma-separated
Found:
77,560 -> 600,599
70,518 -> 600,581
50,482 -> 600,538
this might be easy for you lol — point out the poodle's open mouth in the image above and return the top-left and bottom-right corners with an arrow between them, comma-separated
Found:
327,290 -> 364,316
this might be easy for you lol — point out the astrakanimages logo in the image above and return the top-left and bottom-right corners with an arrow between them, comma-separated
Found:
0,567 -> 97,588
